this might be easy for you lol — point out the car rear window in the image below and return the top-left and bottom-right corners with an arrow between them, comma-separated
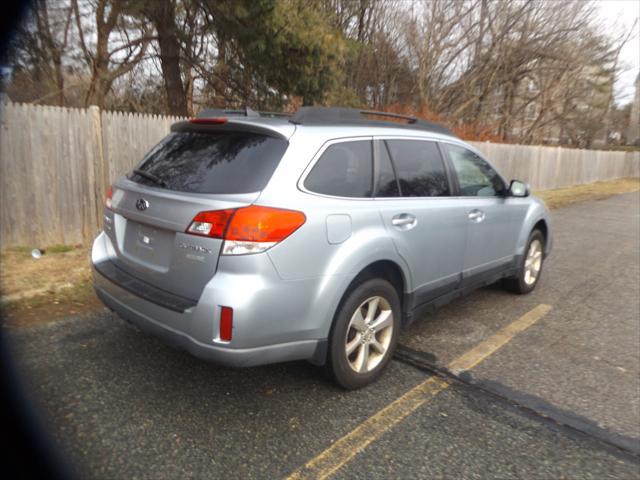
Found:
128,131 -> 288,194
304,140 -> 373,197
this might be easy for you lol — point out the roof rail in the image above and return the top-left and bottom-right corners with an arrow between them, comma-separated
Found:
196,107 -> 291,119
289,107 -> 454,136
257,111 -> 292,118
194,106 -> 454,136
361,110 -> 418,123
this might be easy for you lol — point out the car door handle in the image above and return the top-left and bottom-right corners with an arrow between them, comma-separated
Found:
468,209 -> 485,223
392,214 -> 417,230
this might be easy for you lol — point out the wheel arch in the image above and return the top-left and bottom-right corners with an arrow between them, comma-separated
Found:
346,260 -> 408,304
532,218 -> 549,250
515,199 -> 553,257
317,258 -> 407,367
327,259 -> 409,338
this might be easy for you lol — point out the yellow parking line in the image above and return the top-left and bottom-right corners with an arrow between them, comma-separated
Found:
286,303 -> 552,480
287,376 -> 449,480
447,303 -> 552,375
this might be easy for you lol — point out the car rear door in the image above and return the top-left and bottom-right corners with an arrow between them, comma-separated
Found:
103,127 -> 289,301
374,138 -> 467,307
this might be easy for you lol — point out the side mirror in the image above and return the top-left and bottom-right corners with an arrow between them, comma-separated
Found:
508,180 -> 530,197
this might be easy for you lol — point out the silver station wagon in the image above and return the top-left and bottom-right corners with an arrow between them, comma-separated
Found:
92,107 -> 552,389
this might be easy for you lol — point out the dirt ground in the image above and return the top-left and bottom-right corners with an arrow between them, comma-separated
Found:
0,246 -> 100,328
1,245 -> 90,300
1,177 -> 638,328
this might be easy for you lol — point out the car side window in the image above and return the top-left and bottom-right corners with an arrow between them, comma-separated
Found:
444,144 -> 505,197
376,142 -> 400,197
385,140 -> 450,197
304,140 -> 373,197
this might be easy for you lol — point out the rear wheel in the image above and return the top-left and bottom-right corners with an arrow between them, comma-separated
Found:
326,278 -> 400,389
504,229 -> 545,294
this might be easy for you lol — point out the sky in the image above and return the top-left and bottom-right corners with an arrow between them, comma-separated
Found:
597,0 -> 640,105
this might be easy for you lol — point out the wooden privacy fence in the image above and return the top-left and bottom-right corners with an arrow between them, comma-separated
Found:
0,103 -> 183,248
1,102 -> 639,248
469,141 -> 640,191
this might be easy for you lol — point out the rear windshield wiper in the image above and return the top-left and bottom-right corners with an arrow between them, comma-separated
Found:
132,169 -> 168,188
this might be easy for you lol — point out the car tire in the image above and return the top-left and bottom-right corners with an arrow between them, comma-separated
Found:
504,229 -> 545,294
325,278 -> 401,390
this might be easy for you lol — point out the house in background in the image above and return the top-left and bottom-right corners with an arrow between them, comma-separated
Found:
484,62 -> 614,148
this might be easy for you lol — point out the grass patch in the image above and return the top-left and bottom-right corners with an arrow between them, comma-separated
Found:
5,245 -> 33,255
4,243 -> 80,258
0,244 -> 99,328
1,245 -> 91,303
535,178 -> 640,210
46,244 -> 77,254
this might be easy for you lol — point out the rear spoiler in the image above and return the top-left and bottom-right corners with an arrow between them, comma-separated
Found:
195,107 -> 290,119
170,120 -> 291,140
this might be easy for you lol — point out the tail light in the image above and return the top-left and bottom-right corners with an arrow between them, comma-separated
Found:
186,205 -> 306,255
105,186 -> 113,209
187,209 -> 236,237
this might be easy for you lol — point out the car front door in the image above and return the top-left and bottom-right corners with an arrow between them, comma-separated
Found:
441,142 -> 529,289
374,138 -> 468,309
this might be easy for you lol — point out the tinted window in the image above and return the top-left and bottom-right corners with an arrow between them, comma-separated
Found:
128,131 -> 288,194
376,142 -> 400,197
445,144 -> 505,196
304,141 -> 373,197
385,140 -> 449,197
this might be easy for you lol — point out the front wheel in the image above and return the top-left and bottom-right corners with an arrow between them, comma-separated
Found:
326,278 -> 401,390
504,229 -> 545,294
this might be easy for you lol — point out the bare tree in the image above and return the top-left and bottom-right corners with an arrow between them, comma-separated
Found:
130,0 -> 188,116
72,0 -> 151,108
5,0 -> 630,146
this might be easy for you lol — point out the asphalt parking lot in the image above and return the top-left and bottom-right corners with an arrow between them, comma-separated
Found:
4,192 -> 640,479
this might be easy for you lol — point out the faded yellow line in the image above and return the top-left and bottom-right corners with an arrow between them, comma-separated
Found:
286,303 -> 552,480
447,303 -> 553,375
287,376 -> 449,480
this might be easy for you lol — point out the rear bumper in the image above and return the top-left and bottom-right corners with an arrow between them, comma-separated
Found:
94,271 -> 323,367
94,259 -> 197,312
92,231 -> 328,367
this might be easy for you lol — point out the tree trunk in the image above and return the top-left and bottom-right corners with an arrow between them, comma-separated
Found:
85,34 -> 111,108
151,1 -> 188,116
85,76 -> 108,108
37,0 -> 65,106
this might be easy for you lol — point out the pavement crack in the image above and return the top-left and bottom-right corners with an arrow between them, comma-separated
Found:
394,344 -> 640,462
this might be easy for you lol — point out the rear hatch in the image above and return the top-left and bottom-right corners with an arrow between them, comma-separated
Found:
104,124 -> 290,301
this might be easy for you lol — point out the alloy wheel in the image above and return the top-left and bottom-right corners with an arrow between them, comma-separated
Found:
344,296 -> 394,373
524,239 -> 543,285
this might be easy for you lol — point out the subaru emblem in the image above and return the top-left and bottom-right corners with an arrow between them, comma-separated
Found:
136,198 -> 149,211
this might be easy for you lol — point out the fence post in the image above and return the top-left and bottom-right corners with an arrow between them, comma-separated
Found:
88,105 -> 106,242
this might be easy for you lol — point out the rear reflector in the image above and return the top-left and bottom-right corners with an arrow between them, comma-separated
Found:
189,117 -> 228,125
186,205 -> 306,255
219,306 -> 233,341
